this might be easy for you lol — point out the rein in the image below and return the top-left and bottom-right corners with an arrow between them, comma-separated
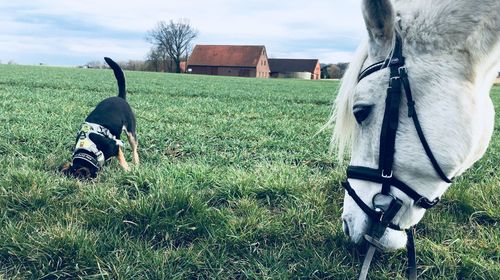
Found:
343,30 -> 452,280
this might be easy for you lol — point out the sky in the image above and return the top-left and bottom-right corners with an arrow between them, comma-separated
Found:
0,1 -> 365,66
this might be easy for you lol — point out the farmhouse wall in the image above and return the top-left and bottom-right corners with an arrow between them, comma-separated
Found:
187,45 -> 270,78
255,52 -> 270,78
311,62 -> 320,80
271,72 -> 312,79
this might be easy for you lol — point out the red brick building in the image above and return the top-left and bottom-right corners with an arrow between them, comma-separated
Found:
268,58 -> 321,80
187,45 -> 270,78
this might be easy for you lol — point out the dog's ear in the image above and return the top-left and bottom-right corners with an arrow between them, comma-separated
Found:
74,167 -> 93,180
60,162 -> 72,175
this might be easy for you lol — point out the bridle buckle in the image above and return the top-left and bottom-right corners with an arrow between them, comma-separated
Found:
398,66 -> 408,77
372,193 -> 399,221
381,170 -> 393,178
374,207 -> 384,222
389,76 -> 400,86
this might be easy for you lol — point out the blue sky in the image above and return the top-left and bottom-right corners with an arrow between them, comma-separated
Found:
0,1 -> 365,66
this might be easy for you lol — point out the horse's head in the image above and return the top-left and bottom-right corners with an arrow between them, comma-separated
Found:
331,0 -> 499,250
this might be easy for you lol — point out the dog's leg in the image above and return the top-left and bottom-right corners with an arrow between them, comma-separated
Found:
118,147 -> 131,171
127,132 -> 139,165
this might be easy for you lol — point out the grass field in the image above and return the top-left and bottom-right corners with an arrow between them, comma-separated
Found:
0,64 -> 498,279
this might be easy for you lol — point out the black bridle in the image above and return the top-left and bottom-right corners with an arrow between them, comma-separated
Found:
342,31 -> 452,280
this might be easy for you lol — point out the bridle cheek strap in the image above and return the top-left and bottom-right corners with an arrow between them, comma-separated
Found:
398,68 -> 452,183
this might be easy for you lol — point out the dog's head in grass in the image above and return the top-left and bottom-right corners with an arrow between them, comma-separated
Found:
60,160 -> 98,180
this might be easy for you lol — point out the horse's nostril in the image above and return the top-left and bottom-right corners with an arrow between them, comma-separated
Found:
342,219 -> 350,237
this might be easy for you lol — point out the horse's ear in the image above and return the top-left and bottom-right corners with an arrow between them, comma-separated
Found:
362,0 -> 395,59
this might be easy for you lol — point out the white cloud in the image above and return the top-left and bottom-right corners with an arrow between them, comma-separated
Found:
0,0 -> 365,65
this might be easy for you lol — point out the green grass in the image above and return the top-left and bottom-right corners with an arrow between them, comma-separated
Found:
0,64 -> 498,279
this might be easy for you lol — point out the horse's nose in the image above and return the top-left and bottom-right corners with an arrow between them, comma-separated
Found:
342,218 -> 350,237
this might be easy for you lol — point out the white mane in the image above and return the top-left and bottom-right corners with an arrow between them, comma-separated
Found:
327,42 -> 366,161
327,38 -> 395,162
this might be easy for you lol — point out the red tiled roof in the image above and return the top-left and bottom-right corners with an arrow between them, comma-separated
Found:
188,45 -> 266,67
268,58 -> 319,73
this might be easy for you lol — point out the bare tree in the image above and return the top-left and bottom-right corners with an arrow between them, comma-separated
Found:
146,19 -> 198,73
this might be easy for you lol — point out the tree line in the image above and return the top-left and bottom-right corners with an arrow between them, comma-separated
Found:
320,63 -> 349,79
84,19 -> 350,79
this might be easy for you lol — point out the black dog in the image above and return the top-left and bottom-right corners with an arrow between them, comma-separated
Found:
61,57 -> 139,179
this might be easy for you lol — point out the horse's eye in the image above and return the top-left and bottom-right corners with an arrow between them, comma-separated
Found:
353,104 -> 373,124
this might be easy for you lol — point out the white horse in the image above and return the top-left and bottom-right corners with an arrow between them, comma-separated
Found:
329,0 -> 499,250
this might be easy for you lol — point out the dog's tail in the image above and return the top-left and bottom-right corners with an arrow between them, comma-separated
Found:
104,57 -> 126,99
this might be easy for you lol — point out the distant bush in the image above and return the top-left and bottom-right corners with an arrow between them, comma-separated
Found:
321,62 -> 349,79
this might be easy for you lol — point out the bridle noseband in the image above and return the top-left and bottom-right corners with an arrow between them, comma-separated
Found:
343,31 -> 453,280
